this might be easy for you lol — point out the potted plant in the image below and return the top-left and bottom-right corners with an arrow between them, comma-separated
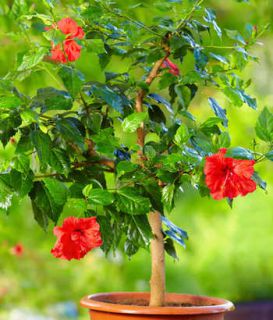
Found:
1,0 -> 271,319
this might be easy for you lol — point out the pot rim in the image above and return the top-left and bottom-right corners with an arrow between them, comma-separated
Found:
80,292 -> 235,315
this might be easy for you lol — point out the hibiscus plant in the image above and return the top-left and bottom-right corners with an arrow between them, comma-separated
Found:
0,0 -> 272,307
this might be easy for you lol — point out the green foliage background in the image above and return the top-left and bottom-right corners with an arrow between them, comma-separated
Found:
1,0 -> 273,318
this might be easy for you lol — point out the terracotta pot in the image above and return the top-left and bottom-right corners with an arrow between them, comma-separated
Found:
80,292 -> 234,320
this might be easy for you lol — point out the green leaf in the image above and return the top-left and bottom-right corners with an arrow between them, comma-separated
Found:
174,123 -> 189,145
0,176 -> 13,211
255,107 -> 273,142
116,188 -> 151,214
252,172 -> 266,190
116,161 -> 138,178
17,47 -> 48,71
92,128 -> 119,156
200,117 -> 222,128
86,39 -> 106,54
208,98 -> 228,127
209,53 -> 229,65
122,112 -> 147,133
66,198 -> 87,215
87,189 -> 114,206
132,215 -> 152,246
58,66 -> 85,99
0,96 -> 21,109
30,130 -> 52,170
84,113 -> 103,133
56,117 -> 85,151
43,178 -> 68,223
148,93 -> 173,114
88,84 -> 125,113
162,184 -> 175,212
33,87 -> 73,112
265,151 -> 273,161
164,238 -> 178,260
225,29 -> 246,44
13,154 -> 30,174
175,85 -> 192,110
29,182 -> 49,230
217,132 -> 231,148
148,104 -> 166,123
0,112 -> 22,147
49,148 -> 71,176
226,147 -> 254,160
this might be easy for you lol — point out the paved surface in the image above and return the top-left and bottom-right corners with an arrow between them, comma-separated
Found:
226,301 -> 273,320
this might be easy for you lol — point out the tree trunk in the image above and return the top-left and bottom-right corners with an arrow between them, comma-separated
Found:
148,211 -> 165,306
135,54 -> 169,307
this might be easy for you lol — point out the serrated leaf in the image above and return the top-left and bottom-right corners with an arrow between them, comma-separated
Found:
116,188 -> 151,215
33,87 -> 73,113
58,66 -> 85,99
164,238 -> 178,260
116,161 -> 138,177
56,117 -> 85,151
43,178 -> 68,223
17,47 -> 48,71
88,84 -> 124,113
210,53 -> 229,65
148,93 -> 173,114
49,148 -> 70,176
225,29 -> 246,44
87,188 -> 114,206
162,184 -> 175,212
31,130 -> 52,170
252,172 -> 266,190
122,112 -> 147,133
174,123 -> 189,145
0,176 -> 13,211
255,107 -> 273,142
175,85 -> 192,110
226,147 -> 254,160
208,98 -> 228,127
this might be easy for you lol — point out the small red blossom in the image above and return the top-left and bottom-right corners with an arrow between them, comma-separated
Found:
10,243 -> 24,257
162,58 -> 180,76
50,43 -> 67,63
51,216 -> 103,261
57,17 -> 85,39
64,39 -> 82,62
204,148 -> 256,200
46,17 -> 84,63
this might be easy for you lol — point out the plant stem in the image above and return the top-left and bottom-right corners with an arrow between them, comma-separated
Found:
148,212 -> 166,307
176,0 -> 204,31
135,52 -> 169,307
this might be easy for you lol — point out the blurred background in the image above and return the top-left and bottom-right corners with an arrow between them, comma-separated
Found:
1,0 -> 273,319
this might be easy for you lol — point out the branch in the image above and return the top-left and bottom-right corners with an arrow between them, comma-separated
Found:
135,52 -> 170,157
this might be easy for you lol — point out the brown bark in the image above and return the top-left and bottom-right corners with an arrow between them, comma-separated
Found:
135,53 -> 170,307
148,211 -> 166,306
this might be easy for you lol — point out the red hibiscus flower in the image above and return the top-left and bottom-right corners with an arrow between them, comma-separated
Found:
51,43 -> 67,63
162,58 -> 180,76
57,17 -> 85,39
51,216 -> 103,260
204,148 -> 256,200
10,243 -> 24,257
46,17 -> 84,63
64,39 -> 82,62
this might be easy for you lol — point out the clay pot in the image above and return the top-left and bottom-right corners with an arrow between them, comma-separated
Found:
80,292 -> 234,320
